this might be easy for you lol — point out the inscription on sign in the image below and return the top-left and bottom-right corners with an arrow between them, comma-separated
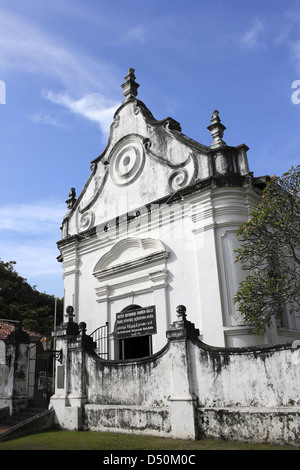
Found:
116,306 -> 157,339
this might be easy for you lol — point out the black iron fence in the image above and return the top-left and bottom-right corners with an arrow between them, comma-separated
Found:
90,322 -> 109,359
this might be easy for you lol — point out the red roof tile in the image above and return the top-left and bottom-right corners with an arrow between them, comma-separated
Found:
0,320 -> 41,341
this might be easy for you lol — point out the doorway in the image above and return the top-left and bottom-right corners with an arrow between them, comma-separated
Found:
118,304 -> 153,360
119,334 -> 152,360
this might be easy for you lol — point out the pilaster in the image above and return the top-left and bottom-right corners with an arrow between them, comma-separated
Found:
166,305 -> 199,439
5,324 -> 30,413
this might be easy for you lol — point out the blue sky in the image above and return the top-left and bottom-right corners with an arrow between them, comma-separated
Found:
0,0 -> 300,298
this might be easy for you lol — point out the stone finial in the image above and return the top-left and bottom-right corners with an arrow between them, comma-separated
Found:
176,305 -> 187,323
207,110 -> 226,149
65,305 -> 75,322
66,187 -> 76,210
121,68 -> 140,102
64,305 -> 79,335
166,305 -> 200,340
78,322 -> 87,335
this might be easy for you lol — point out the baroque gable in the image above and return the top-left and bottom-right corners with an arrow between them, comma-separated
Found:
61,69 -> 249,239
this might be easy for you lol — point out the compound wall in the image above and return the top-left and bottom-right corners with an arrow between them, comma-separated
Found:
49,314 -> 300,446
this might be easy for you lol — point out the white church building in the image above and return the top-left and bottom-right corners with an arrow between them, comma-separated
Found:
57,68 -> 300,360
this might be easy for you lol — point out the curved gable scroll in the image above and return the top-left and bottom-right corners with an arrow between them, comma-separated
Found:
93,238 -> 169,281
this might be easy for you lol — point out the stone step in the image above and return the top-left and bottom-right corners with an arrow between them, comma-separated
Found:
0,407 -> 55,441
0,407 -> 47,432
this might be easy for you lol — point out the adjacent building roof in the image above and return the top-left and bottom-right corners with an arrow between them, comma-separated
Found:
0,320 -> 41,341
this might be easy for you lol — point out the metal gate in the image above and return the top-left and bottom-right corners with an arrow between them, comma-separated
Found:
28,343 -> 53,407
90,322 -> 109,359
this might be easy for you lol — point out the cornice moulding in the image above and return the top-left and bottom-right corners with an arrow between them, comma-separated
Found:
93,250 -> 168,281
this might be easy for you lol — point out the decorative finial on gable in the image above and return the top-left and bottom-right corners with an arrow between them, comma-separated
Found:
66,187 -> 76,210
207,110 -> 227,149
121,68 -> 140,102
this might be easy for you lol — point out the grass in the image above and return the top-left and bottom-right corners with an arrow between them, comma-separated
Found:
0,429 -> 298,451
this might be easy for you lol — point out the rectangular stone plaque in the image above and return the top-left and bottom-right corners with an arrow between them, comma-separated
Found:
57,365 -> 65,389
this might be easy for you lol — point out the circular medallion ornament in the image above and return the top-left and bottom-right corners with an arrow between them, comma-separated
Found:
168,168 -> 189,192
110,138 -> 145,186
79,210 -> 95,231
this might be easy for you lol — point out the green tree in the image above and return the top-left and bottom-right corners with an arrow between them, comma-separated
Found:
234,165 -> 300,332
0,258 -> 63,334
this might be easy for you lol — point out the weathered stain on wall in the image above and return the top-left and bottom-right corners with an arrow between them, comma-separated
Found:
193,340 -> 300,409
50,313 -> 300,445
86,345 -> 170,407
0,327 -> 30,414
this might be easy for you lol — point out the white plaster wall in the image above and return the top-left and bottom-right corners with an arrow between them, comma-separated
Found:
190,341 -> 300,408
58,92 -> 300,350
0,360 -> 13,403
59,182 -> 266,352
86,347 -> 172,407
50,322 -> 300,444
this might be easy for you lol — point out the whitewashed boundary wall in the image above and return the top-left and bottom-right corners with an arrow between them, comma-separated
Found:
190,335 -> 300,444
0,325 -> 30,414
49,306 -> 300,446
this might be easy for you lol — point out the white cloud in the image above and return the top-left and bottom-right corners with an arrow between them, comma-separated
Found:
1,241 -> 61,276
272,5 -> 300,77
0,200 -> 66,295
1,236 -> 64,296
0,200 -> 65,235
242,19 -> 265,49
44,91 -> 120,134
120,25 -> 147,44
29,112 -> 69,128
0,8 -> 119,95
0,7 -> 124,140
290,40 -> 300,73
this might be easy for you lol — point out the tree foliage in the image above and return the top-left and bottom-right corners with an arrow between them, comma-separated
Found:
0,258 -> 63,334
234,165 -> 300,332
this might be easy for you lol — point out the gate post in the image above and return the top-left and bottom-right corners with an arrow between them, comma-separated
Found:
5,323 -> 30,413
166,305 -> 199,440
49,307 -> 85,430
